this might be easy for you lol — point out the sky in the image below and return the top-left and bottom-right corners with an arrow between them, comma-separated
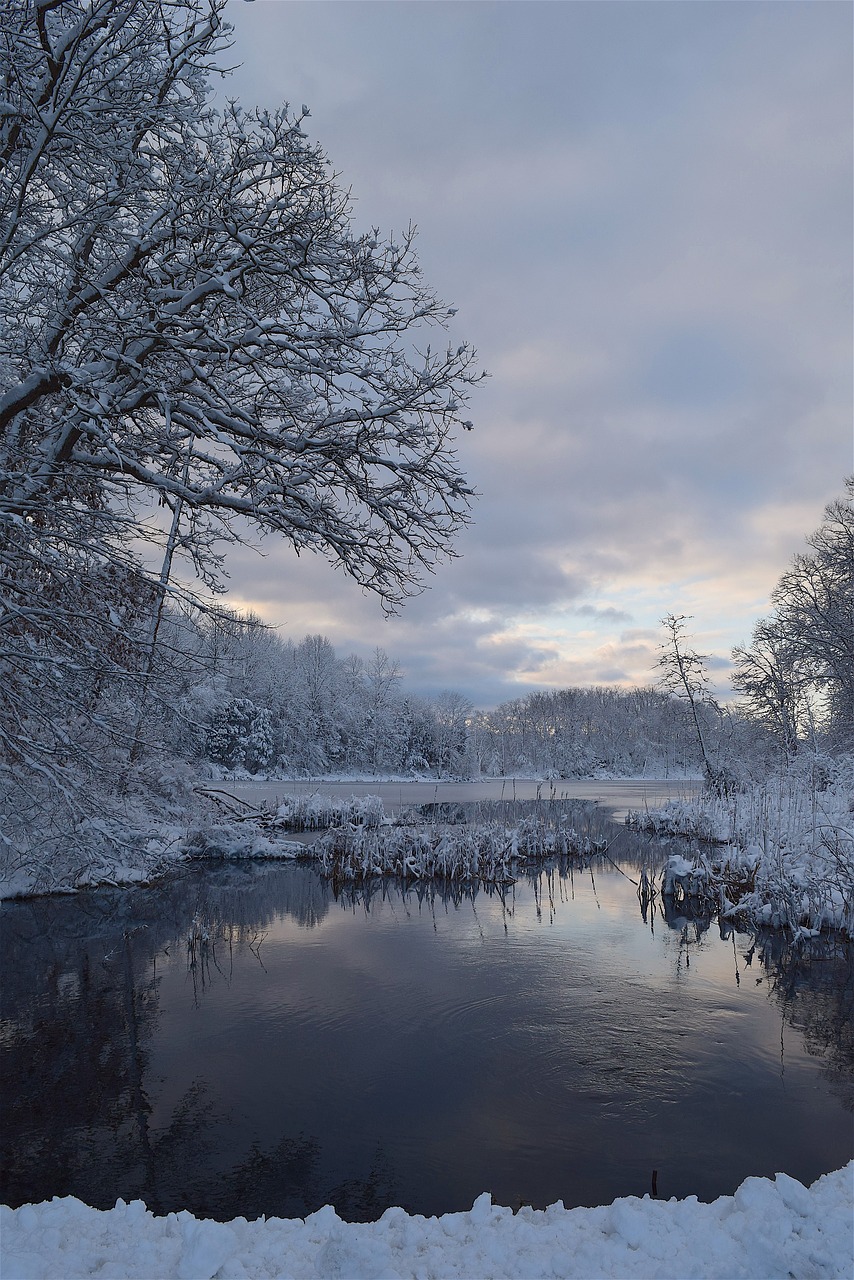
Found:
215,0 -> 852,709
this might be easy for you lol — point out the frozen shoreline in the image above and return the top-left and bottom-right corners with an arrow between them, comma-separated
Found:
0,776 -> 701,900
3,1162 -> 852,1280
629,755 -> 854,937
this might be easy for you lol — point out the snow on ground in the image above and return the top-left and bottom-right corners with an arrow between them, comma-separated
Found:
3,1162 -> 852,1280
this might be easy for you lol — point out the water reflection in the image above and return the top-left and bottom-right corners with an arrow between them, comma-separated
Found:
0,864 -> 398,1220
1,831 -> 852,1222
753,931 -> 854,1112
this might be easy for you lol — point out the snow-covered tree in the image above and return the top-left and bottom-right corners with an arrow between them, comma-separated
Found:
361,648 -> 403,772
433,689 -> 474,777
206,697 -> 256,772
731,481 -> 853,753
0,0 -> 480,847
771,481 -> 854,747
287,635 -> 342,773
732,618 -> 809,759
656,614 -> 720,784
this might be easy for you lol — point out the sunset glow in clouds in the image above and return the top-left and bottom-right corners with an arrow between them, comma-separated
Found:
218,0 -> 852,706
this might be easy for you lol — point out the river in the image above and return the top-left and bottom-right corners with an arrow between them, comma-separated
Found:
216,775 -> 702,822
1,790 -> 851,1222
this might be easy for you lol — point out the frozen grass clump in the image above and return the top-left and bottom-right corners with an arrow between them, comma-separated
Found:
274,793 -> 388,831
317,818 -> 608,886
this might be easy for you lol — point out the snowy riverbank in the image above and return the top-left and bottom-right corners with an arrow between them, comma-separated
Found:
0,777 -> 700,900
628,754 -> 854,936
3,1162 -> 852,1279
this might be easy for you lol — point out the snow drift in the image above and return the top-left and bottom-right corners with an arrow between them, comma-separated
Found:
3,1162 -> 852,1280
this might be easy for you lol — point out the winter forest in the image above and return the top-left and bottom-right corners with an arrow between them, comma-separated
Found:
1,2 -> 853,1275
0,0 -> 852,894
0,0 -> 484,880
0,0 -> 850,880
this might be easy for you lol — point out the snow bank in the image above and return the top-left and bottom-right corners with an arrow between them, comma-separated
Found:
3,1163 -> 852,1280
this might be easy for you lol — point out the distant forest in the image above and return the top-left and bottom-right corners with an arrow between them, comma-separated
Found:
160,615 -> 737,780
171,477 -> 853,782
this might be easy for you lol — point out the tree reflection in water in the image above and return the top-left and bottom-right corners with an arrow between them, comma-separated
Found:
1,847 -> 851,1222
753,931 -> 854,1112
625,869 -> 853,1114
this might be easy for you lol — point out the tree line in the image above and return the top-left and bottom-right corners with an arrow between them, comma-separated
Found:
139,610 -> 715,780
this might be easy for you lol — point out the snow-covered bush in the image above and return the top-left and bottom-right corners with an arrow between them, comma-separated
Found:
628,754 -> 854,934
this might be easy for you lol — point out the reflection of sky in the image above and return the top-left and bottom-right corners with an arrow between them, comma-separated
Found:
146,863 -> 853,1214
197,2 -> 854,706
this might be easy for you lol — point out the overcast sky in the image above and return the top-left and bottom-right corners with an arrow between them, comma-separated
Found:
216,0 -> 852,708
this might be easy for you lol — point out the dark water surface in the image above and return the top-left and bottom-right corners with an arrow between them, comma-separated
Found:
2,814 -> 852,1222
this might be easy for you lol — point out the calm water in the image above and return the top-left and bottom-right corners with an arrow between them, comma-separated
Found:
1,809 -> 851,1222
221,776 -> 702,823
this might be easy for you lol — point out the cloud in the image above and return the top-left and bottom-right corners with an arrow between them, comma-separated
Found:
211,1 -> 852,709
575,605 -> 633,624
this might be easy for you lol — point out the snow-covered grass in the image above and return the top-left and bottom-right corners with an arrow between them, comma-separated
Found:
5,758 -> 851,939
3,1162 -> 852,1280
317,816 -> 607,885
628,754 -> 854,935
265,792 -> 387,831
192,792 -> 611,887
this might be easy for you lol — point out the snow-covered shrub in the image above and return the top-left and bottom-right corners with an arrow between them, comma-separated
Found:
184,825 -> 304,861
316,818 -> 607,886
627,754 -> 854,934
